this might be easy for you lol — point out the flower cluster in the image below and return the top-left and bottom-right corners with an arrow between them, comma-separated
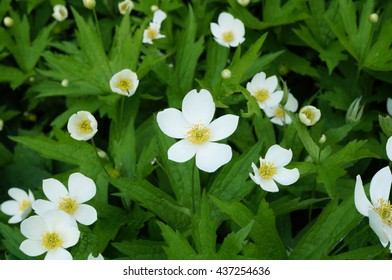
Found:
143,9 -> 167,44
1,173 -> 98,260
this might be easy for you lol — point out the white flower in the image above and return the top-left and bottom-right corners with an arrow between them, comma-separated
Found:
88,253 -> 104,260
3,16 -> 13,27
249,145 -> 300,192
299,105 -> 321,126
387,98 -> 392,116
33,172 -> 97,226
263,93 -> 299,126
20,210 -> 80,260
83,0 -> 96,10
354,166 -> 392,252
110,69 -> 139,97
157,89 -> 239,173
246,72 -> 283,110
52,5 -> 68,22
387,136 -> 392,161
1,188 -> 35,224
118,0 -> 134,15
210,12 -> 245,48
143,9 -> 167,44
67,111 -> 98,141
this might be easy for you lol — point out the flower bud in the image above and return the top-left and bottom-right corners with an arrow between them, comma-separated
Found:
0,119 -> 4,131
118,0 -> 134,15
221,69 -> 232,79
151,5 -> 159,12
237,0 -> 250,7
345,97 -> 364,124
319,134 -> 326,144
3,16 -> 13,27
83,0 -> 96,10
369,13 -> 379,23
61,79 -> 69,87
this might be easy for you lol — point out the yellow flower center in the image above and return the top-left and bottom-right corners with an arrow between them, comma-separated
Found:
58,197 -> 79,215
119,2 -> 130,13
146,26 -> 159,40
259,161 -> 277,180
19,200 -> 31,212
78,120 -> 92,134
222,31 -> 234,43
59,9 -> 66,18
118,79 -> 132,92
42,232 -> 64,250
274,106 -> 285,119
302,108 -> 315,120
186,124 -> 211,145
254,89 -> 270,103
374,199 -> 392,226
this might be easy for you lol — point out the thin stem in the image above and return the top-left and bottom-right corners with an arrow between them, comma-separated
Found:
90,138 -> 111,178
92,9 -> 103,44
191,159 -> 196,214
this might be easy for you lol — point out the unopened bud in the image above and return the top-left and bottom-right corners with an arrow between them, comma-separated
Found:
3,16 -> 13,27
221,69 -> 232,79
83,0 -> 96,10
0,119 -> 4,131
319,134 -> 326,144
61,79 -> 69,87
369,13 -> 379,23
151,5 -> 159,12
346,97 -> 364,124
299,105 -> 321,126
237,0 -> 250,7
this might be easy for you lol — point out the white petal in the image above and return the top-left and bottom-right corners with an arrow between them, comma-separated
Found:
167,139 -> 197,163
265,145 -> 293,167
387,136 -> 392,161
68,173 -> 96,203
284,93 -> 299,112
8,188 -> 28,202
157,108 -> 190,139
88,253 -> 104,260
153,9 -> 167,25
43,210 -> 76,232
20,240 -> 47,257
32,199 -> 57,216
61,227 -> 81,248
369,166 -> 392,204
182,89 -> 215,125
273,167 -> 299,186
209,114 -> 239,141
264,75 -> 278,93
45,248 -> 73,260
250,72 -> 266,87
232,18 -> 245,38
73,204 -> 97,226
265,91 -> 284,108
20,215 -> 46,239
43,178 -> 68,204
213,37 -> 230,48
270,117 -> 285,126
257,178 -> 280,192
195,142 -> 232,172
1,200 -> 19,216
8,214 -> 25,224
387,98 -> 392,116
218,12 -> 235,27
210,23 -> 222,39
368,210 -> 390,247
354,175 -> 372,217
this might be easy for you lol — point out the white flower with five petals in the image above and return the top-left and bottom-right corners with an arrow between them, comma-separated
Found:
263,93 -> 299,126
143,9 -> 167,44
1,188 -> 34,224
210,12 -> 245,48
299,105 -> 321,126
249,145 -> 300,192
110,69 -> 139,97
157,89 -> 239,173
33,173 -> 97,226
354,166 -> 392,252
67,111 -> 98,141
246,72 -> 283,110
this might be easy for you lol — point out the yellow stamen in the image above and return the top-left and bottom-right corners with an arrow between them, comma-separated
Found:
222,31 -> 234,43
374,199 -> 392,226
274,106 -> 285,119
42,232 -> 64,250
146,26 -> 159,40
78,120 -> 92,134
58,197 -> 79,215
117,79 -> 132,92
254,89 -> 269,103
303,108 -> 315,120
186,124 -> 211,145
259,161 -> 277,180
19,200 -> 31,212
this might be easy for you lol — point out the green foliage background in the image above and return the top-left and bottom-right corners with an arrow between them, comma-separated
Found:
0,0 -> 392,260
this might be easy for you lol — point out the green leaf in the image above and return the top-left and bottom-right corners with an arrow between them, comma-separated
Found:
0,222 -> 33,260
112,240 -> 166,260
379,115 -> 392,137
330,245 -> 387,260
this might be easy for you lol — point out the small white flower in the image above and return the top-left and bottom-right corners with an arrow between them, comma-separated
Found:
118,0 -> 134,15
387,98 -> 392,116
246,72 -> 284,110
249,145 -> 300,192
52,5 -> 68,22
387,136 -> 392,161
1,188 -> 35,224
110,69 -> 139,97
263,93 -> 299,126
157,89 -> 239,173
143,9 -> 167,44
83,0 -> 96,10
20,210 -> 80,260
88,253 -> 104,260
210,12 -> 245,48
299,105 -> 321,126
67,111 -> 98,141
354,166 -> 392,252
3,16 -> 13,27
221,69 -> 232,79
237,0 -> 250,6
33,172 -> 98,226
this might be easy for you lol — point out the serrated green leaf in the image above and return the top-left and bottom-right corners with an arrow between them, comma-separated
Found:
112,240 -> 166,260
0,222 -> 33,260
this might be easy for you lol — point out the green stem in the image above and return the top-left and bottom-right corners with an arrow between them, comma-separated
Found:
92,9 -> 103,44
191,159 -> 196,214
90,138 -> 111,178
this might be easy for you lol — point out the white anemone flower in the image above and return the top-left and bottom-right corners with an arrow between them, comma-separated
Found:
210,12 -> 245,48
263,93 -> 299,126
33,172 -> 97,226
1,188 -> 34,224
299,105 -> 321,126
20,210 -> 80,260
143,9 -> 167,44
354,166 -> 392,252
157,89 -> 239,173
387,136 -> 392,161
67,111 -> 98,141
118,0 -> 134,15
52,5 -> 68,22
246,72 -> 284,110
249,145 -> 300,192
387,98 -> 392,116
88,253 -> 104,260
110,69 -> 139,97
